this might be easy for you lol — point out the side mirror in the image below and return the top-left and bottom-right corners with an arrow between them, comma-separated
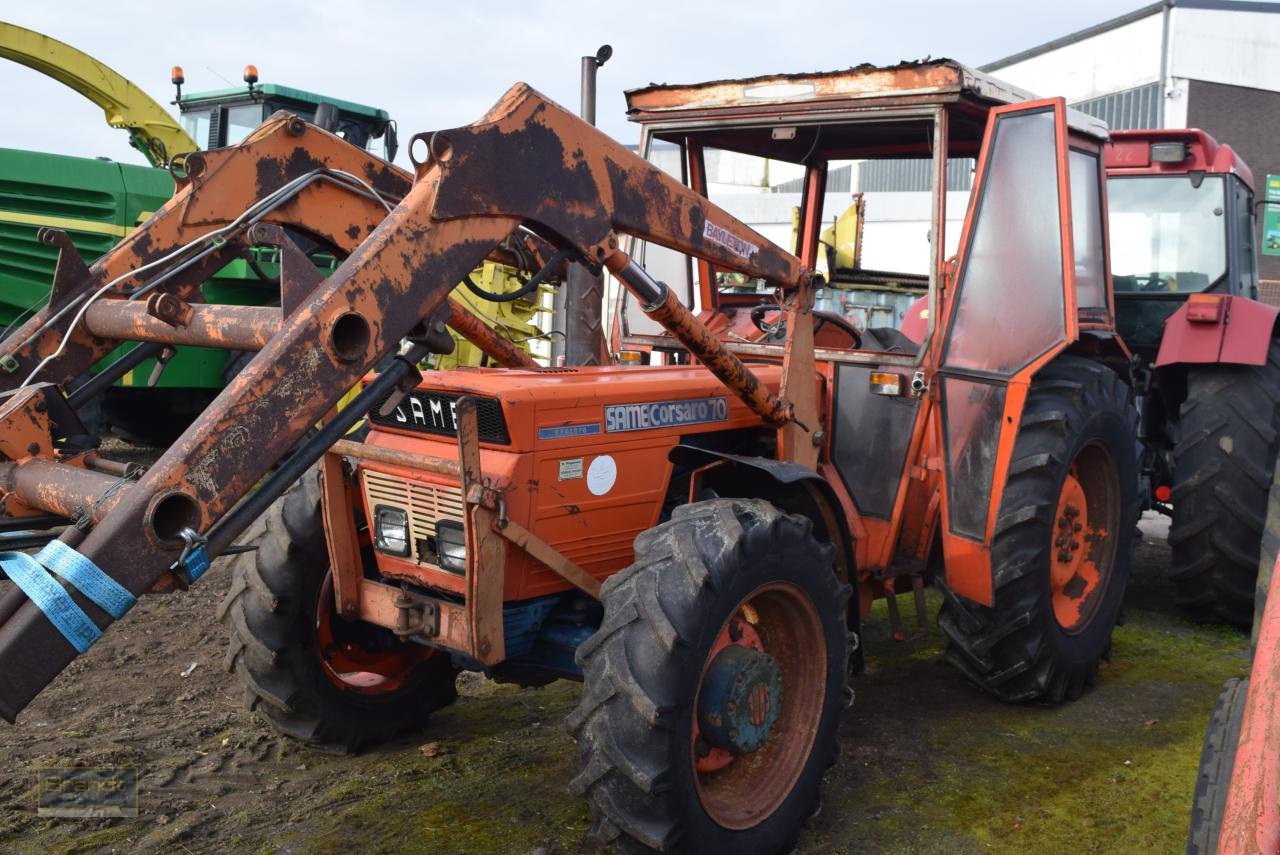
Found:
384,122 -> 399,163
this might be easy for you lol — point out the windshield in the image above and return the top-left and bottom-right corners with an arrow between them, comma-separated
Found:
225,104 -> 266,146
180,109 -> 211,149
1107,175 -> 1227,294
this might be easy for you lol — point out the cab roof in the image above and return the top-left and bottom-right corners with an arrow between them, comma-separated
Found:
1105,128 -> 1255,192
625,58 -> 1108,140
180,83 -> 390,123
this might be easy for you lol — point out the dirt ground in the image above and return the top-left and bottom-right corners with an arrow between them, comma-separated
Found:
0,506 -> 1250,855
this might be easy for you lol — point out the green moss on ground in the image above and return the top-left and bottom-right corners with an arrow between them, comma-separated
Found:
797,592 -> 1250,854
294,679 -> 590,855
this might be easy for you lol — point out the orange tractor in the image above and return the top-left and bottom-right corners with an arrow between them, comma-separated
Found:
0,61 -> 1138,851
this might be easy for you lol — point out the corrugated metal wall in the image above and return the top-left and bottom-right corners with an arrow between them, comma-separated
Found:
1071,82 -> 1160,130
771,160 -> 973,194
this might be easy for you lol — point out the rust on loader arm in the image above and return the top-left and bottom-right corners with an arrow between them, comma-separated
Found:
0,83 -> 814,721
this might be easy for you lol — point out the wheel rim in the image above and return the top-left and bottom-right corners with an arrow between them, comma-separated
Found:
1050,441 -> 1120,633
314,573 -> 437,694
692,581 -> 827,830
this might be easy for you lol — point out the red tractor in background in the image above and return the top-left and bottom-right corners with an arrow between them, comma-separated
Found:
1104,129 -> 1280,628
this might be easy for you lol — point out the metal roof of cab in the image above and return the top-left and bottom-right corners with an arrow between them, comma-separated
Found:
625,58 -> 1109,139
1106,128 -> 1255,191
181,83 -> 390,122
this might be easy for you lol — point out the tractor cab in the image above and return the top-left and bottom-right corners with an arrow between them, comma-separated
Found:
619,61 -> 1123,600
176,73 -> 398,161
1104,129 -> 1257,354
619,62 -> 1112,367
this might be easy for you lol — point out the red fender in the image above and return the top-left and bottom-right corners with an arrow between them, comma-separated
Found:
1154,295 -> 1279,368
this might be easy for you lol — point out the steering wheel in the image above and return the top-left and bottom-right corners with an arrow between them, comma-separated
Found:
1137,272 -> 1173,292
749,303 -> 861,349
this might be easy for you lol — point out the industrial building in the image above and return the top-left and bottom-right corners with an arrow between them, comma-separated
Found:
689,0 -> 1280,285
986,0 -> 1280,279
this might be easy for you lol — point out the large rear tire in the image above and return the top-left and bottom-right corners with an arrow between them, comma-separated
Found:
568,499 -> 851,854
1169,342 -> 1280,628
218,466 -> 458,752
1187,678 -> 1248,855
939,356 -> 1139,704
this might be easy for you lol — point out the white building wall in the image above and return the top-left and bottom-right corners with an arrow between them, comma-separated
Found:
1170,6 -> 1280,93
986,12 -> 1164,103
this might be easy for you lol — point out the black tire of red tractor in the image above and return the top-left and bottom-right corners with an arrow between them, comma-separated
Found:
217,467 -> 459,753
938,356 -> 1140,704
1169,341 -> 1280,629
567,499 -> 851,854
1187,677 -> 1249,855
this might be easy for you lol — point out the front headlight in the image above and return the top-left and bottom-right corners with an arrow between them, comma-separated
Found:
374,506 -> 410,556
435,520 -> 467,574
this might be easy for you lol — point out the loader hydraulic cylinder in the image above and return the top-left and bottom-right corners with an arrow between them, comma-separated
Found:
606,250 -> 795,427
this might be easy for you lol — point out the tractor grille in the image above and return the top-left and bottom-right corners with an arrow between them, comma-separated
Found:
368,389 -> 509,444
362,469 -> 465,547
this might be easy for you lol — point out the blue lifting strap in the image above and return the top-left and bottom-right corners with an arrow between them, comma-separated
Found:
37,540 -> 136,620
0,551 -> 102,653
0,542 -> 136,654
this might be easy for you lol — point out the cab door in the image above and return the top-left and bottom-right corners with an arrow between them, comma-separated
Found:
930,98 -> 1083,605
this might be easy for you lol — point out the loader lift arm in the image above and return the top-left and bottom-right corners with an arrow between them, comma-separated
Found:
0,83 -> 809,721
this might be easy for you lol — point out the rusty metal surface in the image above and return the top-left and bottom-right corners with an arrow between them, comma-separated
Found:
0,85 -> 814,719
443,300 -> 538,369
0,459 -> 130,522
0,112 -> 413,394
318,453 -> 362,620
418,84 -> 804,286
778,277 -> 819,468
607,251 -> 794,427
456,398 -> 505,665
357,578 -> 472,653
83,302 -> 281,351
330,439 -> 461,480
625,60 -> 972,115
623,59 -> 1107,139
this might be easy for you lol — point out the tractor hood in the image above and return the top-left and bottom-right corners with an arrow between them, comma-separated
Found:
365,363 -> 786,452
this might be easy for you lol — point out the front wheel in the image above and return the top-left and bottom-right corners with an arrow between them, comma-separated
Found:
568,499 -> 851,854
218,466 -> 459,752
939,356 -> 1139,704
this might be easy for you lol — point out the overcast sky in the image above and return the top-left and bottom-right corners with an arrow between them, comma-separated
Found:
0,1 -> 1213,167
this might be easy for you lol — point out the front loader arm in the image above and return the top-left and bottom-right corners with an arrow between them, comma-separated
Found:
0,84 -> 808,721
421,83 -> 803,285
0,112 -> 413,393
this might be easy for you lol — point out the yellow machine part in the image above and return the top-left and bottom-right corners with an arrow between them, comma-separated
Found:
820,193 -> 865,272
0,21 -> 196,166
437,261 -> 546,370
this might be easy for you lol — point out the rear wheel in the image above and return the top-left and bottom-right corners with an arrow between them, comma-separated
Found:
568,499 -> 851,853
218,466 -> 458,752
1169,342 -> 1280,628
1187,678 -> 1249,855
939,357 -> 1139,703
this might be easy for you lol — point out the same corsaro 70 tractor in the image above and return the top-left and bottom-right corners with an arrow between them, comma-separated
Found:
0,59 -> 1207,851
